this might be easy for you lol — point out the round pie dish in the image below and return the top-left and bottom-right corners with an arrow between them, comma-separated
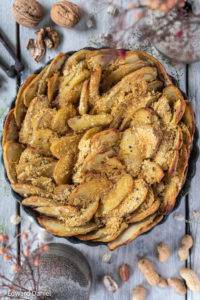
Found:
2,49 -> 196,250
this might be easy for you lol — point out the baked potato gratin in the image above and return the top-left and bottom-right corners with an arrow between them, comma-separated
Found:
2,49 -> 195,250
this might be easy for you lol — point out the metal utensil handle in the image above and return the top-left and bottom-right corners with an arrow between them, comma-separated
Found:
0,28 -> 24,72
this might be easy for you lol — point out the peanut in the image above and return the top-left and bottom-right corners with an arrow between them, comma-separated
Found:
138,258 -> 160,286
156,242 -> 171,262
167,277 -> 187,295
132,285 -> 147,300
180,267 -> 200,292
178,234 -> 193,261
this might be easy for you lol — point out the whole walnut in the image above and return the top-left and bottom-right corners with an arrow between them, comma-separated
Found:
12,0 -> 44,28
50,1 -> 81,28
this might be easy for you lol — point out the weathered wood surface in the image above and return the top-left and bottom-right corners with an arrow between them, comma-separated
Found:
0,1 -> 200,299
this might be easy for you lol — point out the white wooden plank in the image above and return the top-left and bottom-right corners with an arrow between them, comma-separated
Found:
187,62 -> 200,300
0,0 -> 19,280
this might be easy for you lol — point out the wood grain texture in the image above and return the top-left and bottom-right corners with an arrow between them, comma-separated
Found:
187,62 -> 200,300
0,0 -> 19,278
0,0 -> 199,299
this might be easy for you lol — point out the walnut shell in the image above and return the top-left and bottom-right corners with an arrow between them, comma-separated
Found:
50,1 -> 81,28
12,0 -> 44,28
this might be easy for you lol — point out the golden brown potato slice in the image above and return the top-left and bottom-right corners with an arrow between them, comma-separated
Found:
99,174 -> 133,215
102,60 -> 150,91
53,153 -> 75,184
77,217 -> 126,242
47,72 -> 60,102
168,150 -> 179,176
66,49 -> 92,69
30,129 -> 58,156
181,122 -> 192,147
90,129 -> 119,153
154,127 -> 182,171
119,125 -> 161,177
52,105 -> 77,134
161,85 -> 186,125
50,133 -> 81,159
89,66 -> 102,102
68,114 -> 113,132
68,178 -> 111,208
59,67 -> 90,107
73,127 -> 102,183
3,142 -> 24,184
128,201 -> 160,224
79,80 -> 89,115
2,109 -> 19,145
130,108 -> 161,128
108,214 -> 163,250
95,66 -> 158,113
19,96 -> 50,145
140,160 -> 164,184
23,67 -> 48,107
22,196 -> 55,207
53,184 -> 73,201
38,53 -> 67,95
14,74 -> 36,128
152,95 -> 172,125
11,183 -> 52,198
160,144 -> 189,213
110,179 -> 148,218
38,217 -> 97,237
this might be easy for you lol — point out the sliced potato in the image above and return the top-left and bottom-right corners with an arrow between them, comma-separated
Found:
14,74 -> 36,128
102,60 -> 150,91
47,73 -> 60,102
30,129 -> 58,156
23,67 -> 48,107
50,133 -> 81,159
3,142 -> 24,184
89,65 -> 102,102
38,53 -> 67,95
38,217 -> 97,237
140,160 -> 164,184
22,196 -> 55,207
68,114 -> 113,132
53,153 -> 75,184
127,189 -> 158,222
108,214 -> 163,250
11,183 -> 51,198
79,80 -> 89,115
77,217 -> 126,242
2,109 -> 19,145
52,105 -> 77,134
110,179 -> 148,217
68,178 -> 111,208
90,128 -> 119,153
99,174 -> 133,215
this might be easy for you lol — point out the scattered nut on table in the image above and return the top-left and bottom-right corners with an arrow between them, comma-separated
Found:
180,267 -> 200,292
178,234 -> 193,261
12,0 -> 44,28
156,242 -> 171,262
50,0 -> 81,28
167,277 -> 187,295
118,263 -> 130,282
132,285 -> 147,300
138,258 -> 160,286
103,275 -> 118,293
27,27 -> 60,62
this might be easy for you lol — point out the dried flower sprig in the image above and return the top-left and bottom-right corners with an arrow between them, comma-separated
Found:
0,229 -> 49,299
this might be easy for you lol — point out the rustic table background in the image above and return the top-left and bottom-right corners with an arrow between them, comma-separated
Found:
0,1 -> 200,299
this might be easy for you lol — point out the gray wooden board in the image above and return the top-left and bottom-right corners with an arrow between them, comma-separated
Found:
0,0 -> 199,299
0,0 -> 18,281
